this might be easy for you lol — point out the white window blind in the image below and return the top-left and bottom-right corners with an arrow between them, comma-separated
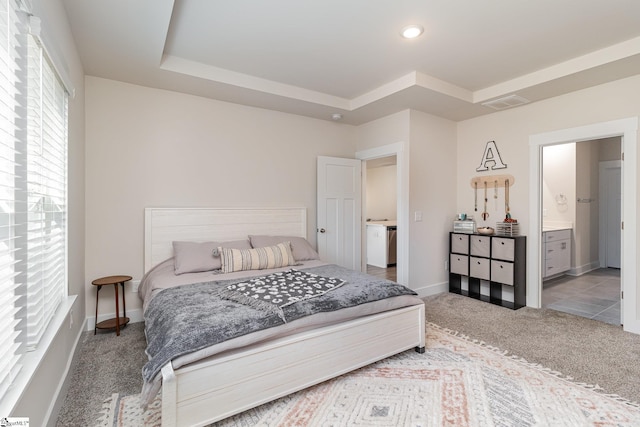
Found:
0,0 -> 68,402
0,0 -> 23,401
25,30 -> 67,348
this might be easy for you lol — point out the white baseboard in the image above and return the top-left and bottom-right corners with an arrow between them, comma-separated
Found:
414,281 -> 448,299
568,261 -> 601,277
47,316 -> 87,427
86,308 -> 144,331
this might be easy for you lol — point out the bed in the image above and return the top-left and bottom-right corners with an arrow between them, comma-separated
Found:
140,207 -> 426,427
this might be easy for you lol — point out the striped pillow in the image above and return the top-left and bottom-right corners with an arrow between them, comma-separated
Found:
219,242 -> 296,273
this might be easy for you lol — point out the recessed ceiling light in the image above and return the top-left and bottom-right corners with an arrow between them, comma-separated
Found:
401,25 -> 424,39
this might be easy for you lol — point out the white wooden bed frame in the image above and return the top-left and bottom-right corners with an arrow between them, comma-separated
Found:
144,207 -> 426,427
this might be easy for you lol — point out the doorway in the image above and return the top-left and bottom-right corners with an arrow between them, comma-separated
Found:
356,142 -> 409,286
540,138 -> 622,325
528,117 -> 639,335
364,155 -> 398,281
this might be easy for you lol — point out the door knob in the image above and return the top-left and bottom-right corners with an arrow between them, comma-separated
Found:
319,228 -> 326,233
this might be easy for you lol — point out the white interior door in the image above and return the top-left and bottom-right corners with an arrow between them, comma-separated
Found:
599,161 -> 622,268
317,156 -> 362,270
605,166 -> 621,268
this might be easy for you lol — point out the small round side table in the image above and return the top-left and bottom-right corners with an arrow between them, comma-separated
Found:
92,275 -> 132,336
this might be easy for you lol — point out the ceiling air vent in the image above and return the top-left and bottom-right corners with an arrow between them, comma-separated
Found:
482,94 -> 530,110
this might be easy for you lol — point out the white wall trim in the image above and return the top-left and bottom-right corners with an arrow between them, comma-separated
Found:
529,117 -> 639,334
568,260 -> 603,277
356,142 -> 409,286
413,282 -> 448,299
0,296 -> 76,419
46,316 -> 87,427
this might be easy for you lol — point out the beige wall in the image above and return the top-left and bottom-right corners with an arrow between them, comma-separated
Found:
409,110 -> 458,292
84,76 -> 356,317
457,74 -> 640,323
457,75 -> 640,230
543,143 -> 576,226
366,165 -> 397,221
599,137 -> 622,161
355,109 -> 457,293
12,0 -> 86,425
355,110 -> 411,151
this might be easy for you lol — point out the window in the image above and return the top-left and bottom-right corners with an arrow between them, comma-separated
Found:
25,24 -> 68,349
0,0 -> 69,402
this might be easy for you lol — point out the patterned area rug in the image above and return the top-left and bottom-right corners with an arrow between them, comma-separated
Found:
96,323 -> 640,426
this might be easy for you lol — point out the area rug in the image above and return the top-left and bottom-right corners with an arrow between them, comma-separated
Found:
96,323 -> 640,426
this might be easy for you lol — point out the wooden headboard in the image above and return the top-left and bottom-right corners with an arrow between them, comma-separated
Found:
144,207 -> 307,273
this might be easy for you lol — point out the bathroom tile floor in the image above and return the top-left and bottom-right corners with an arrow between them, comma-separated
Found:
542,268 -> 621,326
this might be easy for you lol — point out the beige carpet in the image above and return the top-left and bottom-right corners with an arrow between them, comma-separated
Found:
424,293 -> 640,403
57,292 -> 640,426
96,323 -> 640,427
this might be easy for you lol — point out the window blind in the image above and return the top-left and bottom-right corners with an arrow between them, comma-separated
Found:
0,0 -> 68,402
0,0 -> 24,401
25,31 -> 67,348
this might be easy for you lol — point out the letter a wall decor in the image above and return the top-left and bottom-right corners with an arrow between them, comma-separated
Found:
476,140 -> 507,171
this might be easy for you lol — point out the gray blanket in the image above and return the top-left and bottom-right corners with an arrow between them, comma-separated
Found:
142,264 -> 417,387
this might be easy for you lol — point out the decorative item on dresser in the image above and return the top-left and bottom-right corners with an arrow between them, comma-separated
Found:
449,232 -> 526,309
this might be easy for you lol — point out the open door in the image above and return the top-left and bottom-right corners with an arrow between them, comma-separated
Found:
317,156 -> 362,270
600,161 -> 621,268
